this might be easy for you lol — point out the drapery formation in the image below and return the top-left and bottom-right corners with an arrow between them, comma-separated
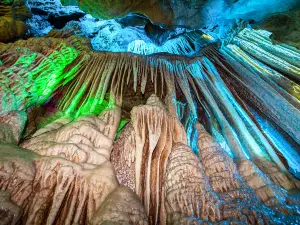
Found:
0,27 -> 300,224
1,28 -> 299,174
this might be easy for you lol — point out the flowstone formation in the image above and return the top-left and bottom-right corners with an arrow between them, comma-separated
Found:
1,0 -> 300,224
0,0 -> 31,42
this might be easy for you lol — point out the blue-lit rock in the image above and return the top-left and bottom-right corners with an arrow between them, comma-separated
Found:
26,0 -> 84,34
26,14 -> 53,36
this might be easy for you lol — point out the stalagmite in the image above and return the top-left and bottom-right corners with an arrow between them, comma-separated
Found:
90,186 -> 149,225
164,143 -> 222,223
0,22 -> 299,224
196,123 -> 300,222
252,157 -> 300,190
112,94 -> 187,224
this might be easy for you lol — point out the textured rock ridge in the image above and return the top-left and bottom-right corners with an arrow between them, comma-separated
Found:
21,106 -> 121,165
164,143 -> 222,223
0,106 -> 145,224
197,123 -> 300,223
0,0 -> 31,42
0,190 -> 22,225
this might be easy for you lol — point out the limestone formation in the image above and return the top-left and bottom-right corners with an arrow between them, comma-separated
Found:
0,0 -> 31,42
0,143 -> 119,224
164,143 -> 222,223
111,94 -> 187,224
0,4 -> 300,224
196,123 -> 300,223
21,106 -> 121,165
0,111 -> 27,144
0,191 -> 22,225
90,186 -> 149,225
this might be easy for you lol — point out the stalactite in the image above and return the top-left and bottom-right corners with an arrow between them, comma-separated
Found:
0,27 -> 300,224
237,29 -> 300,69
223,44 -> 300,101
202,56 -> 289,173
186,61 -> 249,159
248,106 -> 300,177
233,30 -> 300,82
127,31 -> 213,56
0,37 -> 81,113
220,46 -> 300,150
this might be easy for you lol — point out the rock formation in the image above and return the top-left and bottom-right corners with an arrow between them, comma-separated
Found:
0,0 -> 31,42
0,1 -> 300,224
90,186 -> 149,225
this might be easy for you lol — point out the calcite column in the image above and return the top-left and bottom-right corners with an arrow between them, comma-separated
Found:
111,94 -> 187,224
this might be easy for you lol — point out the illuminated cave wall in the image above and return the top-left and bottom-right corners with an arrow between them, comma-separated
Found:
0,0 -> 300,224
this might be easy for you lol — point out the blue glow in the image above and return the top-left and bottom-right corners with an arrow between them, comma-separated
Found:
223,0 -> 300,22
249,106 -> 300,178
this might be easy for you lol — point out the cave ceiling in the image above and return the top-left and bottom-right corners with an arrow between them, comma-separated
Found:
60,0 -> 300,29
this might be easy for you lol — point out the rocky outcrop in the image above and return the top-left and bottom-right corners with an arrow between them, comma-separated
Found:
27,0 -> 84,32
257,9 -> 300,49
0,104 -> 126,224
61,0 -> 206,28
21,106 -> 121,165
0,111 -> 27,144
60,0 -> 300,31
197,123 -> 300,222
0,0 -> 31,42
0,143 -> 119,225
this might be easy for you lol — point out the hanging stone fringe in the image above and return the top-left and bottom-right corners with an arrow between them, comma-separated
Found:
1,29 -> 300,178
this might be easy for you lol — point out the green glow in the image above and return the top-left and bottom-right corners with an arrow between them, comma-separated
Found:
14,52 -> 37,68
64,85 -> 88,116
0,43 -> 80,114
76,97 -> 109,117
116,119 -> 128,139
28,45 -> 79,104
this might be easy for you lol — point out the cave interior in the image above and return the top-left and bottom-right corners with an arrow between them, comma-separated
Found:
0,0 -> 300,224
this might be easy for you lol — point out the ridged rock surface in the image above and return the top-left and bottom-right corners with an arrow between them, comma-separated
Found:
111,94 -> 187,224
21,106 -> 121,165
0,144 -> 119,224
0,0 -> 31,42
91,185 -> 148,225
164,143 -> 222,223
